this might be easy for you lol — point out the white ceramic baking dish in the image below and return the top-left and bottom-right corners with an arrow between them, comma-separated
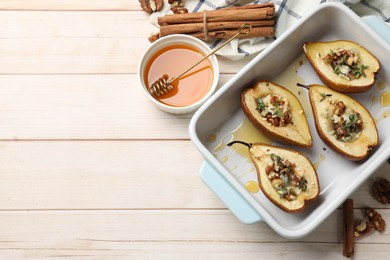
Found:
189,3 -> 390,238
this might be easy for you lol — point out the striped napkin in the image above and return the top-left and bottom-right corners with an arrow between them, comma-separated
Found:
150,0 -> 390,60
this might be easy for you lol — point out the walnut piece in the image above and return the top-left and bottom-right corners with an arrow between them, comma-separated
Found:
148,33 -> 160,43
366,208 -> 386,233
372,178 -> 390,204
169,0 -> 187,14
354,220 -> 374,238
171,6 -> 188,14
169,0 -> 183,6
139,0 -> 164,14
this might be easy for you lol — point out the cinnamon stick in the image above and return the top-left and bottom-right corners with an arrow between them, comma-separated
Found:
189,26 -> 275,40
158,6 -> 274,25
160,20 -> 275,36
225,2 -> 275,10
343,199 -> 354,257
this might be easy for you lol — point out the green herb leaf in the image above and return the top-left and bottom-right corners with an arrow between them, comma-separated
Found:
341,54 -> 347,64
270,153 -> 281,165
298,177 -> 307,191
352,64 -> 369,79
273,106 -> 284,118
257,98 -> 266,111
334,65 -> 341,75
340,112 -> 361,140
320,93 -> 332,102
349,113 -> 358,124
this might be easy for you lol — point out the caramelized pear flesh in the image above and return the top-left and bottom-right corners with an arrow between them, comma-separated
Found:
241,81 -> 312,147
228,141 -> 320,213
303,40 -> 380,93
308,84 -> 378,160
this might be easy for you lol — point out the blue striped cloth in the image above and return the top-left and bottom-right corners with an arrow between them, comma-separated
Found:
150,0 -> 390,60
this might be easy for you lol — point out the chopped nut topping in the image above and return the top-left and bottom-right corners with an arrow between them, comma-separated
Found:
335,101 -> 346,116
330,101 -> 362,142
265,153 -> 307,201
323,48 -> 368,80
256,94 -> 291,127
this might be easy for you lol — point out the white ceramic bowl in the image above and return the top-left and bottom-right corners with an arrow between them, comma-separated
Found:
138,34 -> 219,114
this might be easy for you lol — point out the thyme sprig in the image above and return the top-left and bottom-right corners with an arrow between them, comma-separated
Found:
352,64 -> 369,78
320,93 -> 332,102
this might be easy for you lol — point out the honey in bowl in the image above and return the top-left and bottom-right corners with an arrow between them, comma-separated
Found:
144,44 -> 214,107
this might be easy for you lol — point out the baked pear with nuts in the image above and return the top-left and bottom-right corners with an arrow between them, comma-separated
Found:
299,83 -> 378,160
228,141 -> 320,213
241,81 -> 312,147
303,40 -> 380,93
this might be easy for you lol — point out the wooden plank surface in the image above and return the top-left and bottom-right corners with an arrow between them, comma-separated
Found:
0,1 -> 389,259
0,0 -> 140,10
0,74 -> 232,140
0,75 -> 190,139
0,140 -> 388,210
1,209 -> 390,244
0,211 -> 389,259
0,74 -> 232,139
0,38 -> 248,74
0,11 -> 249,74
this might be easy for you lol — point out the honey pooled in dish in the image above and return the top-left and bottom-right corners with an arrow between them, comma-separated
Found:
144,44 -> 213,107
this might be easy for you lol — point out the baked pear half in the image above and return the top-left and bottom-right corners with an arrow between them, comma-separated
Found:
301,83 -> 378,160
228,141 -> 320,213
241,81 -> 312,147
303,40 -> 380,93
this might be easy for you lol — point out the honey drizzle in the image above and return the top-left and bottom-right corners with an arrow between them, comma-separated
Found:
313,153 -> 325,170
380,91 -> 390,107
245,180 -> 260,193
371,95 -> 378,105
208,134 -> 216,142
376,109 -> 390,123
213,135 -> 229,152
230,119 -> 272,159
273,56 -> 312,117
378,82 -> 385,90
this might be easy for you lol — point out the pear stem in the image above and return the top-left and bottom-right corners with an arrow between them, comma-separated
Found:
227,140 -> 252,148
296,83 -> 309,90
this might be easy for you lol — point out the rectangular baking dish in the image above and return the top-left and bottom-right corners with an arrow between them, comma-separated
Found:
189,3 -> 390,238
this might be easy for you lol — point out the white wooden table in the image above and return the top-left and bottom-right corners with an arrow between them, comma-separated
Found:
0,2 -> 389,259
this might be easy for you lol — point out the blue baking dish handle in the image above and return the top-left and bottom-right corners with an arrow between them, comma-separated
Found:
362,16 -> 390,44
200,162 -> 262,224
200,16 -> 389,225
